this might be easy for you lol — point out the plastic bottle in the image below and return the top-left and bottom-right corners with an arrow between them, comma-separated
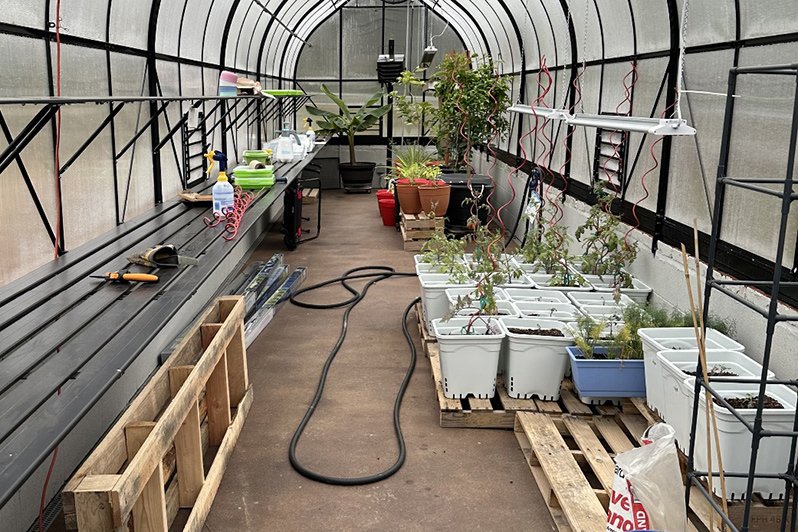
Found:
275,122 -> 296,163
305,118 -> 316,152
205,151 -> 235,216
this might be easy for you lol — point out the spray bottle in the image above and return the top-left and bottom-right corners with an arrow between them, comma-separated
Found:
304,118 -> 316,152
275,122 -> 301,163
205,151 -> 235,216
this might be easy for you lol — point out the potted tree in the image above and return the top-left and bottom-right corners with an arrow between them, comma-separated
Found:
432,52 -> 511,172
306,84 -> 392,191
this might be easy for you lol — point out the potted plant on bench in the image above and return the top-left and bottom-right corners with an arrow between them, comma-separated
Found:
306,84 -> 392,191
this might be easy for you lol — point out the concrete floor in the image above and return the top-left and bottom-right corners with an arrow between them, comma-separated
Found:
204,190 -> 556,532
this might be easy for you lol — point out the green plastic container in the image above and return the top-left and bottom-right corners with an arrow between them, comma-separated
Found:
235,177 -> 275,189
242,151 -> 270,165
232,165 -> 275,188
233,165 -> 273,178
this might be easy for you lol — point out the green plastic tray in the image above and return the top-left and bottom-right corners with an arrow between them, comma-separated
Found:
261,89 -> 304,97
232,165 -> 274,178
234,177 -> 275,189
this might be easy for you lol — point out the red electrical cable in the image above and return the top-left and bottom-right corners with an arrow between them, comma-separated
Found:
624,92 -> 677,250
552,63 -> 585,225
53,0 -> 62,260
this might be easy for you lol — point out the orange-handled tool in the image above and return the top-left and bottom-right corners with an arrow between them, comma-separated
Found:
90,271 -> 159,283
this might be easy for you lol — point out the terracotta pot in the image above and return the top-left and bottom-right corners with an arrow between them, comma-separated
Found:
395,182 -> 423,214
418,182 -> 451,217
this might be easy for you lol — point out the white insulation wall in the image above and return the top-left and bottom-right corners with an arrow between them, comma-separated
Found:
474,154 -> 798,381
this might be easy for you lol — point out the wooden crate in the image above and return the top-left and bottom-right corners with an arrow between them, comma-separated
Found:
301,188 -> 319,204
63,296 -> 251,532
400,212 -> 444,252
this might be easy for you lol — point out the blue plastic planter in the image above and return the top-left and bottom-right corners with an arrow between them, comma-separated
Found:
566,346 -> 646,397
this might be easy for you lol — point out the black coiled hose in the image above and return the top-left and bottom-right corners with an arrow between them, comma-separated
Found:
288,266 -> 419,485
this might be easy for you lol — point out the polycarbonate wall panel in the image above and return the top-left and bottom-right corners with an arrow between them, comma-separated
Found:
155,0 -> 186,57
539,0 -> 569,67
240,11 -> 269,73
53,0 -> 109,43
204,0 -> 235,64
109,52 -> 153,222
569,64 -> 601,186
723,43 -> 798,267
740,0 -> 798,39
109,0 -> 151,50
342,7 -> 382,78
0,0 -> 44,28
667,50 -> 735,234
569,0 -> 602,63
224,2 -> 250,68
179,0 -> 215,61
628,0 -> 669,54
296,13 -> 340,80
678,0 -> 735,47
595,0 -> 635,59
55,44 -> 116,251
0,31 -> 56,285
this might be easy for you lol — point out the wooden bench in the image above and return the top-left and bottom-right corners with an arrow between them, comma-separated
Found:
0,155 -> 320,527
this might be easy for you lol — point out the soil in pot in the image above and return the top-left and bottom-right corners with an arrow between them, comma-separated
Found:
418,182 -> 451,217
715,395 -> 785,409
395,182 -> 423,214
684,366 -> 739,377
508,327 -> 565,337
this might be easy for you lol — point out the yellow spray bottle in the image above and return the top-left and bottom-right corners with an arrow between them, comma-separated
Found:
205,150 -> 234,216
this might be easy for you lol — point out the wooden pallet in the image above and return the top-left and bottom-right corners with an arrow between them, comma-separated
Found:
401,212 -> 444,252
515,403 -> 789,532
63,297 -> 251,532
414,302 -> 436,354
302,187 -> 319,204
515,411 -> 708,532
426,341 -> 625,429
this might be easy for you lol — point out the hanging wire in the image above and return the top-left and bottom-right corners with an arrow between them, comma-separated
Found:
674,0 -> 690,120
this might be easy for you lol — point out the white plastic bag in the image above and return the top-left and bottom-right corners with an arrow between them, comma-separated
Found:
609,423 -> 687,532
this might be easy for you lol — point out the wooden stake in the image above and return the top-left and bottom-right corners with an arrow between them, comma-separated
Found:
691,222 -> 730,530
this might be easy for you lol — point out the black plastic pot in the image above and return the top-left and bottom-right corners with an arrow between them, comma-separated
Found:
339,162 -> 376,192
439,173 -> 495,231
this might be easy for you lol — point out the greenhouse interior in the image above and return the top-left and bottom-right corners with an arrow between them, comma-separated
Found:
0,0 -> 797,531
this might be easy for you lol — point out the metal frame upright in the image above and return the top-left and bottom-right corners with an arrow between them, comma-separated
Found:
686,62 -> 798,532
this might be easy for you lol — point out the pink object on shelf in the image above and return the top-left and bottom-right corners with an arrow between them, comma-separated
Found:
220,70 -> 238,84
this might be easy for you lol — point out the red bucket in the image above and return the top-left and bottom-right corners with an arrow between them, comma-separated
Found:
376,189 -> 393,200
378,198 -> 396,226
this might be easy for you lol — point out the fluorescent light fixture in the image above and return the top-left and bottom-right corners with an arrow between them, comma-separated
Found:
508,104 -> 572,121
508,104 -> 696,136
568,114 -> 696,136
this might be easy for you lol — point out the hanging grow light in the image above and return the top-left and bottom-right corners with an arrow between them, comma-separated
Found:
568,113 -> 695,136
508,104 -> 696,136
507,104 -> 571,122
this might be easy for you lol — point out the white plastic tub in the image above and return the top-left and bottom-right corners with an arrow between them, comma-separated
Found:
638,327 -> 745,415
690,382 -> 796,499
579,304 -> 626,322
455,300 -> 520,318
657,349 -> 775,452
567,292 -> 633,308
446,287 -> 509,306
419,273 -> 474,333
432,318 -> 506,399
499,318 -> 574,400
504,288 -> 570,304
514,301 -> 583,321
